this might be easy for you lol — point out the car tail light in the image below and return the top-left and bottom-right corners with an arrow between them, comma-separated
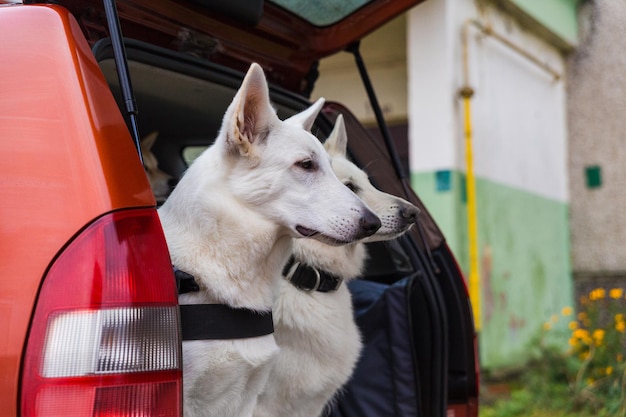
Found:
21,209 -> 182,417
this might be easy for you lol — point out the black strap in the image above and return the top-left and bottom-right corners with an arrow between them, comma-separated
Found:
180,304 -> 274,341
283,256 -> 343,293
174,267 -> 274,340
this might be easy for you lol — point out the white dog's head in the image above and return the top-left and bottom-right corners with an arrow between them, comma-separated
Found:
324,115 -> 420,243
214,63 -> 381,245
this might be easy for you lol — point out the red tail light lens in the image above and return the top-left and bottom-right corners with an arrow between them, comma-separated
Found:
21,209 -> 182,417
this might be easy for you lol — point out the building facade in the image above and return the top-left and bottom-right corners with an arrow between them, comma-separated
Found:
312,0 -> 582,370
567,0 -> 626,304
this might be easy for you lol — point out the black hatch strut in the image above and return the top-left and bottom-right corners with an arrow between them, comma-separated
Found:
346,41 -> 440,275
103,0 -> 143,164
346,41 -> 407,184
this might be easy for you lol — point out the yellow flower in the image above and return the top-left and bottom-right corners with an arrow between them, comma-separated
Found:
573,328 -> 592,346
618,354 -> 623,362
543,322 -> 552,331
610,288 -> 624,299
578,311 -> 588,321
606,366 -> 613,375
589,288 -> 605,301
568,321 -> 579,330
562,306 -> 573,316
574,328 -> 589,339
568,337 -> 578,347
616,320 -> 625,333
592,329 -> 605,346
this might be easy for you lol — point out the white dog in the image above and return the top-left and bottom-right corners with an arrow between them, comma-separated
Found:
157,64 -> 381,417
254,115 -> 420,417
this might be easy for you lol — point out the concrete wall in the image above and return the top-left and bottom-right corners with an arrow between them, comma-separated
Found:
567,0 -> 626,296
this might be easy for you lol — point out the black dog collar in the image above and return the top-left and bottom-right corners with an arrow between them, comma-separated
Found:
282,256 -> 343,293
173,267 -> 274,340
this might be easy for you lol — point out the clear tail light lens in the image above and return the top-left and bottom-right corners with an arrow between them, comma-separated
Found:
21,209 -> 182,417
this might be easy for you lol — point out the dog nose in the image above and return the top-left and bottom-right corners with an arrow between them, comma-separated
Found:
359,210 -> 381,238
401,205 -> 420,224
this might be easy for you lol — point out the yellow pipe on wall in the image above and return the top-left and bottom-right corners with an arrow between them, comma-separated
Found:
461,20 -> 481,332
461,92 -> 481,332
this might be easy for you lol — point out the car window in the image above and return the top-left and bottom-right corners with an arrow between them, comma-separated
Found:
182,146 -> 208,166
269,0 -> 372,26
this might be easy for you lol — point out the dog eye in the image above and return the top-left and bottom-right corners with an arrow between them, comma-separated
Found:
296,159 -> 316,171
344,181 -> 358,193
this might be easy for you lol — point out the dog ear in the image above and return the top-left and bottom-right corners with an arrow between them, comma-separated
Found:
284,97 -> 325,132
141,131 -> 159,152
324,114 -> 348,157
227,63 -> 277,157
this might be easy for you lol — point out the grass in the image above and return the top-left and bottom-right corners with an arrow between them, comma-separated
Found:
480,376 -> 583,417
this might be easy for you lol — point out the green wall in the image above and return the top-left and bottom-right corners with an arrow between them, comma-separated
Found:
412,170 -> 572,369
500,0 -> 583,49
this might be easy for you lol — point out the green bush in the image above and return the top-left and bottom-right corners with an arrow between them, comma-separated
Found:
481,288 -> 626,417
563,288 -> 626,415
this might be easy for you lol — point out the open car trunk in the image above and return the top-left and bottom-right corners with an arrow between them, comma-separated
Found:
94,38 -> 479,417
